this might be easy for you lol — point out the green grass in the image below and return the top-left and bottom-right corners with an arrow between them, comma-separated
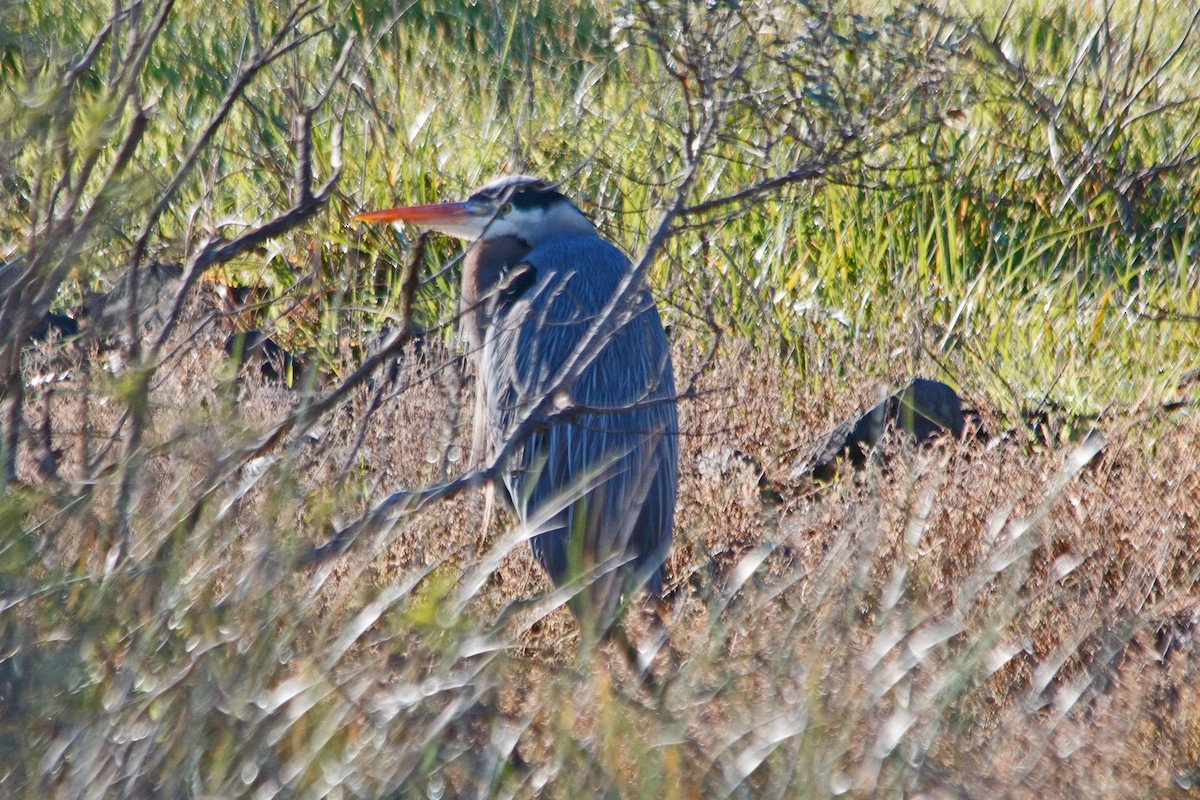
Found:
4,0 -> 1195,401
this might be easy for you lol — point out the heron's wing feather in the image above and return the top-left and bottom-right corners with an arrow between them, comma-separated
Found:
479,235 -> 678,593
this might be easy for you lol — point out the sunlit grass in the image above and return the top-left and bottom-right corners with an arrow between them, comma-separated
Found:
2,0 -> 1199,797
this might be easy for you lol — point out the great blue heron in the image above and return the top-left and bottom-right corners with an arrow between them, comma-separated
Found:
357,175 -> 678,631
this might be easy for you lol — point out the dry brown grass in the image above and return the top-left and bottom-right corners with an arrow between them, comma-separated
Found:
8,299 -> 1199,799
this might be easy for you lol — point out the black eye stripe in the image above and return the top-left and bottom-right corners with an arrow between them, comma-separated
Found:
467,178 -> 555,206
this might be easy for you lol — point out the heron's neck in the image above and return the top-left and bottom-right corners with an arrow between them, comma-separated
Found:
461,235 -> 532,352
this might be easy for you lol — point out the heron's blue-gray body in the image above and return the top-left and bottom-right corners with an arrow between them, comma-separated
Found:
480,234 -> 678,611
356,174 -> 677,626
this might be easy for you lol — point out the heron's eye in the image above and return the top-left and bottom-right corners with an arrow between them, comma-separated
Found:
499,202 -> 513,215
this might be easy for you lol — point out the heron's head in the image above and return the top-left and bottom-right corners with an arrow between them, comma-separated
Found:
355,175 -> 595,246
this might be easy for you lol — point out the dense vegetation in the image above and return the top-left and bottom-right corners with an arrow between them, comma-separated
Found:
1,0 -> 1197,797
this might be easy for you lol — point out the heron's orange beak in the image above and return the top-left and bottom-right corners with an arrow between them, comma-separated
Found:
355,201 -> 488,240
354,201 -> 472,227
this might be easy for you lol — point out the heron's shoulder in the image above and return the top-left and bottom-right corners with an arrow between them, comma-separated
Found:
523,234 -> 628,271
